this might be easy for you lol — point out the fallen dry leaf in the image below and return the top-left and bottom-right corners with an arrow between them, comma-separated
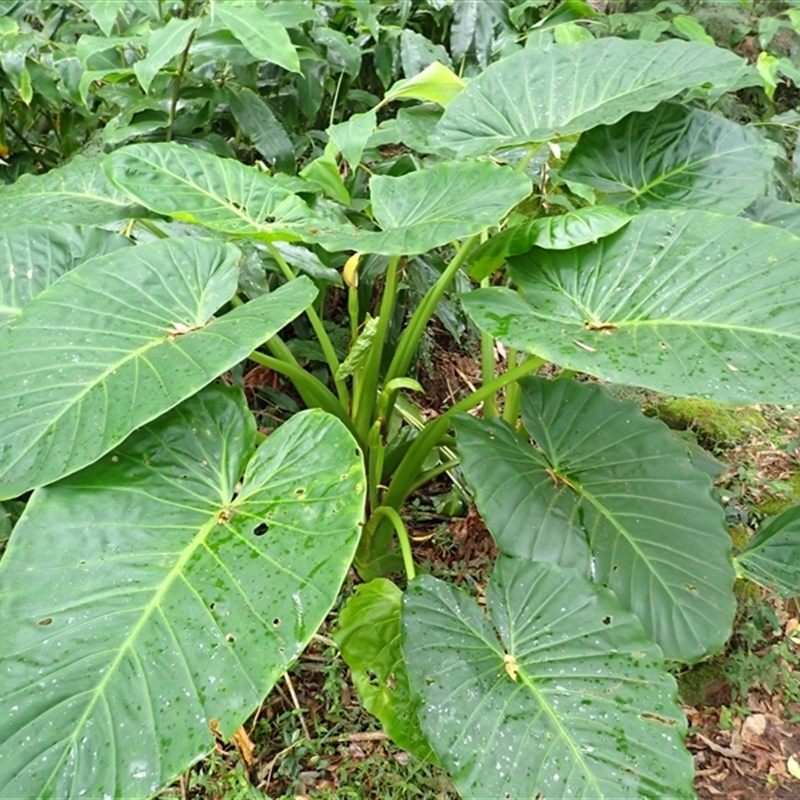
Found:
232,724 -> 255,766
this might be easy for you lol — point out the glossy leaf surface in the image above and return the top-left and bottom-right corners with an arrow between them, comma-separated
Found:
104,143 -> 343,241
0,155 -> 148,226
561,104 -> 773,213
434,38 -> 745,157
106,145 -> 531,256
335,579 -> 434,761
0,238 -> 316,498
455,378 -> 736,662
338,161 -> 531,255
402,557 -> 693,800
0,386 -> 365,799
462,210 -> 800,404
0,224 -> 131,329
737,506 -> 800,597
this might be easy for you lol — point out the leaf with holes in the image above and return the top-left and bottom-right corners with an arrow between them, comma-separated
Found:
402,556 -> 694,800
0,384 -> 365,799
0,224 -> 131,329
335,578 -> 435,762
560,103 -> 773,214
454,378 -> 736,661
0,237 -> 316,499
462,209 -> 800,404
433,38 -> 745,157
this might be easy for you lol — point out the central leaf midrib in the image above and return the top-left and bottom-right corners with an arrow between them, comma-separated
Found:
41,511 -> 222,795
516,662 -> 605,796
539,311 -> 800,340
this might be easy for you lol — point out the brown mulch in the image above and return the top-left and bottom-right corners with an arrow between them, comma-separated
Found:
689,701 -> 800,799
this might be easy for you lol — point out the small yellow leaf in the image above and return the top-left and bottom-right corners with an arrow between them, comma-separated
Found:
343,252 -> 362,288
788,754 -> 800,780
504,653 -> 519,682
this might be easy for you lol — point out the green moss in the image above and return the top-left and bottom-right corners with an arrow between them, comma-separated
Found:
654,397 -> 768,448
728,525 -> 750,552
676,659 -> 729,707
733,577 -> 762,601
757,472 -> 800,517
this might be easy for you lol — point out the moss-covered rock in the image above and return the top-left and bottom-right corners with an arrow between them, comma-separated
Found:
654,397 -> 768,448
676,659 -> 730,707
757,472 -> 800,517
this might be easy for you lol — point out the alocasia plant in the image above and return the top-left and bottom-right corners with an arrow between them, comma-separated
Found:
2,23 -> 799,800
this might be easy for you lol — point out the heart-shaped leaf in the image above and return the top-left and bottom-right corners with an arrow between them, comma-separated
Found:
737,505 -> 800,597
462,209 -> 800,404
434,38 -> 745,157
560,103 -> 773,213
0,154 -> 149,226
0,385 -> 365,799
402,556 -> 694,800
0,237 -> 316,499
325,160 -> 531,255
106,144 -> 532,256
104,142 -> 346,241
455,378 -> 736,662
0,224 -> 131,329
335,579 -> 435,762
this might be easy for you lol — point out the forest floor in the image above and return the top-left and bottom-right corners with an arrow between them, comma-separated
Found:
162,345 -> 800,800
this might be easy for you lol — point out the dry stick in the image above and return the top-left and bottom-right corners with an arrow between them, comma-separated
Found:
313,633 -> 338,649
338,731 -> 389,743
248,700 -> 265,737
284,673 -> 311,741
260,740 -> 303,792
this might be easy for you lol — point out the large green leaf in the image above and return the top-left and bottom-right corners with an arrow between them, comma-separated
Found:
737,505 -> 800,597
462,209 -> 800,404
327,160 -> 531,255
106,144 -> 532,256
455,378 -> 736,662
0,238 -> 316,499
434,38 -> 745,158
560,103 -> 773,213
335,579 -> 435,762
0,154 -> 149,226
0,224 -> 131,329
402,556 -> 694,800
0,386 -> 365,799
104,142 -> 351,241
